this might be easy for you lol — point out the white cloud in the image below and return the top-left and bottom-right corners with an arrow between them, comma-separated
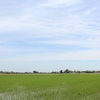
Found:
85,7 -> 97,16
1,50 -> 100,62
42,0 -> 80,7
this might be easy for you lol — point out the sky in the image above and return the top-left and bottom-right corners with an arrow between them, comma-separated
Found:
0,0 -> 100,72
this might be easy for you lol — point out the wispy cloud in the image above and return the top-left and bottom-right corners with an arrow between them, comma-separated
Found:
41,0 -> 81,7
0,0 -> 100,71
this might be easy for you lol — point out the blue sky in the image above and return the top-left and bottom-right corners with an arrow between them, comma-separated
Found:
0,0 -> 100,72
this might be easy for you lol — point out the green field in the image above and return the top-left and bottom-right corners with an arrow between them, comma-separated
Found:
0,74 -> 100,100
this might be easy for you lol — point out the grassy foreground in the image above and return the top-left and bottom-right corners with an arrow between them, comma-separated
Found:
0,74 -> 100,100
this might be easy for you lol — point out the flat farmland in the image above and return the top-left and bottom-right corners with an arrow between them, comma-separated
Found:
0,74 -> 100,100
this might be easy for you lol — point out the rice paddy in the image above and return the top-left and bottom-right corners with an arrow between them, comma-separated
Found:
0,74 -> 100,100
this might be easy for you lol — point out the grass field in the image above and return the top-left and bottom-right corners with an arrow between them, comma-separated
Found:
0,74 -> 100,100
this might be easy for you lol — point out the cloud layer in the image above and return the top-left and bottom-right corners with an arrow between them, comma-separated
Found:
0,0 -> 100,71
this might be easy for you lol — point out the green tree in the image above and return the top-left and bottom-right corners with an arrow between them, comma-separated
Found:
59,70 -> 63,73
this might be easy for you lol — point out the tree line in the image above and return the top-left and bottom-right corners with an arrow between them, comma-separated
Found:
0,69 -> 100,74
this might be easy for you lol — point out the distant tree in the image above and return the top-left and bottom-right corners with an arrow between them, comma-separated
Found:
64,69 -> 73,73
59,70 -> 63,73
51,71 -> 58,74
33,70 -> 39,73
0,71 -> 3,74
77,71 -> 81,73
64,69 -> 70,73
